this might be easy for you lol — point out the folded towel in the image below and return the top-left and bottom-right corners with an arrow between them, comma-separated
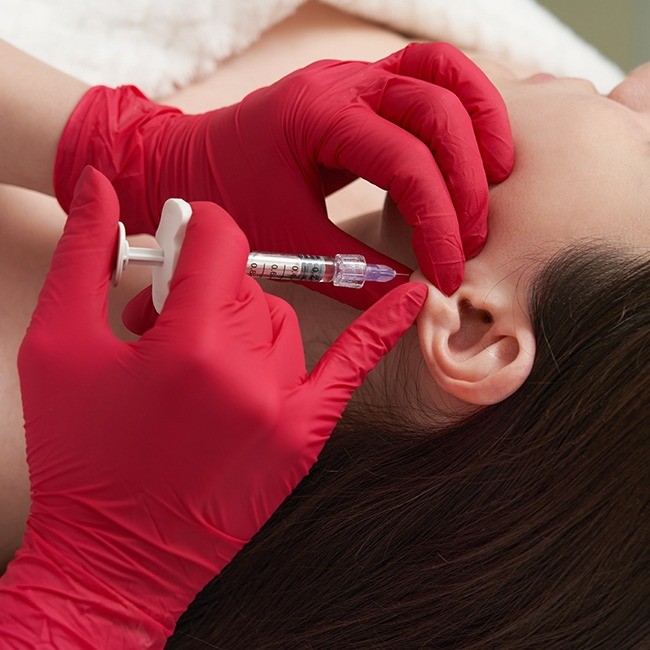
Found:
0,0 -> 624,98
326,0 -> 624,92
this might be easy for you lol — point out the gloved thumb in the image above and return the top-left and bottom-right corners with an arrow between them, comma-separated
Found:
122,285 -> 158,335
307,282 -> 427,419
28,165 -> 120,335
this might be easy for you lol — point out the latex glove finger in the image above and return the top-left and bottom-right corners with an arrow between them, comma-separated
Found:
307,282 -> 427,420
25,166 -> 118,339
376,42 -> 515,182
317,105 -> 463,295
370,75 -> 488,259
122,285 -> 157,335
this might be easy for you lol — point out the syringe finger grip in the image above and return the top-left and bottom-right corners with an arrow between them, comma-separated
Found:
151,199 -> 192,313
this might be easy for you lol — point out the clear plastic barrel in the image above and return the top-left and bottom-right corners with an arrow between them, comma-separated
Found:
246,252 -> 335,282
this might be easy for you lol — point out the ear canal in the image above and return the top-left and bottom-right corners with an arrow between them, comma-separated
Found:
447,298 -> 521,371
448,298 -> 494,357
443,298 -> 521,383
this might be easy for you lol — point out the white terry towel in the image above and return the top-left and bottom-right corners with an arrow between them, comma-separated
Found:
1,0 -> 624,98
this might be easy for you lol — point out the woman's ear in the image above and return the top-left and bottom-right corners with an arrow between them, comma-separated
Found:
415,276 -> 536,406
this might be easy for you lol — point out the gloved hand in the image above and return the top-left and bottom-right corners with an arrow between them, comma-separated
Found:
0,167 -> 427,648
53,42 -> 513,308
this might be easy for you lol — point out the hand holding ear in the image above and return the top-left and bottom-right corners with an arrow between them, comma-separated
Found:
54,42 -> 513,308
0,167 -> 427,648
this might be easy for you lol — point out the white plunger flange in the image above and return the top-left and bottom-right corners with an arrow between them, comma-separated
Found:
112,198 -> 193,313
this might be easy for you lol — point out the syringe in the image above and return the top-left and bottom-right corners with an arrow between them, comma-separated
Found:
116,244 -> 398,286
113,199 -> 404,312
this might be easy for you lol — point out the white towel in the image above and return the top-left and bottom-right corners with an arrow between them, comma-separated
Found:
1,0 -> 624,98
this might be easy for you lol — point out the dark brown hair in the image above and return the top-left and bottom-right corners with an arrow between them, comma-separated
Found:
168,244 -> 649,649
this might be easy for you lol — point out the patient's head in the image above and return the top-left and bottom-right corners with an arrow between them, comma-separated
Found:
379,59 -> 650,413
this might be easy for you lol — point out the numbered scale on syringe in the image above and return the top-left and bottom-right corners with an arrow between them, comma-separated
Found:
247,252 -> 336,283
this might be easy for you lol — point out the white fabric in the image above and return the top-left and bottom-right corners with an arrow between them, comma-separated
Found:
1,0 -> 624,98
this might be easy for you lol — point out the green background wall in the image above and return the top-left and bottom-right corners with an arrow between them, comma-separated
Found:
538,0 -> 649,72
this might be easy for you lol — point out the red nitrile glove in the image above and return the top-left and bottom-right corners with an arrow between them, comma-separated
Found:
0,167 -> 427,649
54,42 -> 513,308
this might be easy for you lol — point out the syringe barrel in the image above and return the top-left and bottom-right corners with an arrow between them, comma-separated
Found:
246,252 -> 337,282
245,252 -> 377,288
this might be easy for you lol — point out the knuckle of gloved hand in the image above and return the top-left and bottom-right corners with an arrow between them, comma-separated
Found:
284,59 -> 350,100
428,41 -> 459,58
391,141 -> 434,190
415,41 -> 459,66
429,91 -> 463,127
211,213 -> 250,260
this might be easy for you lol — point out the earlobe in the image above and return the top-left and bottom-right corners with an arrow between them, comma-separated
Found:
416,279 -> 536,406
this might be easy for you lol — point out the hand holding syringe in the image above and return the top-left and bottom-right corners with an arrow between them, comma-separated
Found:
113,199 -> 405,313
4,169 -> 428,647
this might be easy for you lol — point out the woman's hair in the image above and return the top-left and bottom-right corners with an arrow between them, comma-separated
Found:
168,243 -> 648,649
